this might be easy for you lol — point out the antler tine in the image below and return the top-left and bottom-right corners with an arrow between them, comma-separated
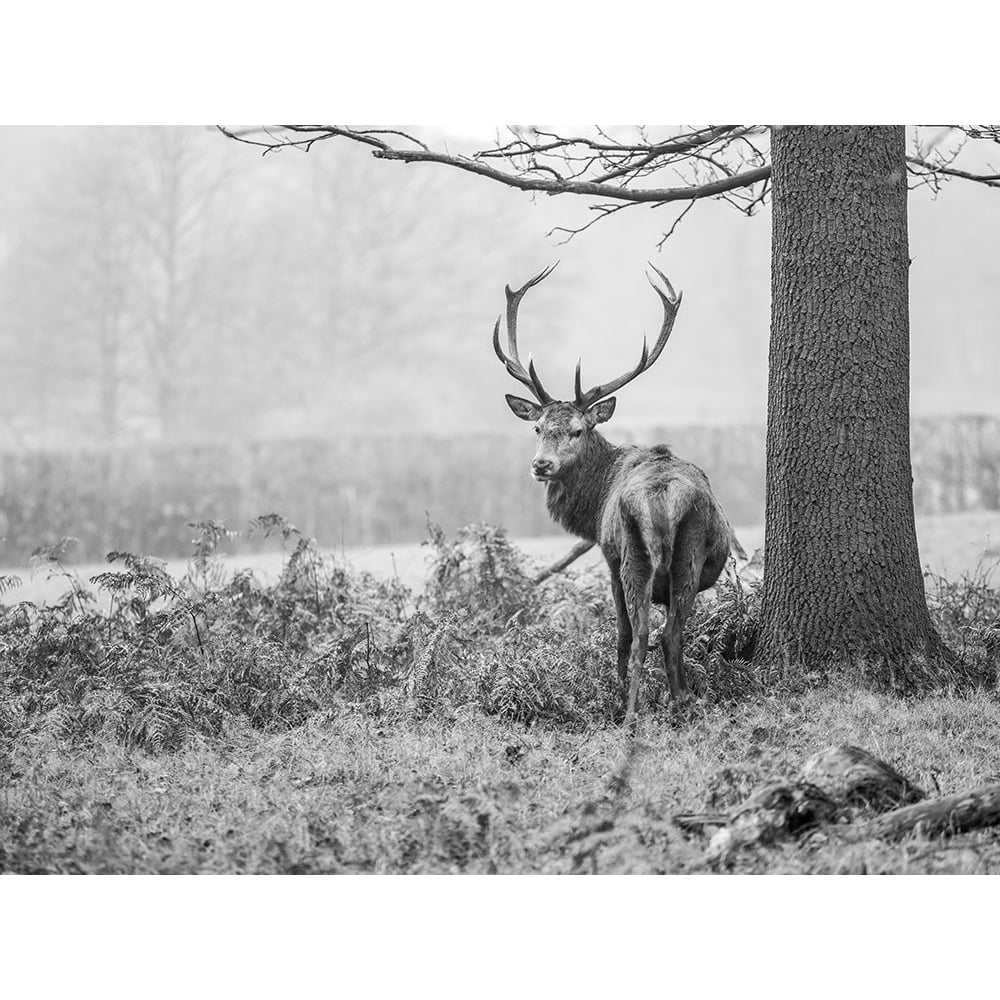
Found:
505,262 -> 559,357
642,262 -> 682,369
527,356 -> 548,399
493,263 -> 558,404
574,265 -> 682,410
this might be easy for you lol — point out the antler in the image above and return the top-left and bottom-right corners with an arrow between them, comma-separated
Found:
574,263 -> 682,410
492,263 -> 557,405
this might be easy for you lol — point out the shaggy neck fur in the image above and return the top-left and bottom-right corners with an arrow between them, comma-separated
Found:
544,430 -> 619,542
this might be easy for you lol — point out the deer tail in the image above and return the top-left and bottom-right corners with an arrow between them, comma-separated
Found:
618,499 -> 655,609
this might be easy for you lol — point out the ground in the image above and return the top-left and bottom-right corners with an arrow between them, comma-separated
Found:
1,511 -> 997,875
5,685 -> 1000,874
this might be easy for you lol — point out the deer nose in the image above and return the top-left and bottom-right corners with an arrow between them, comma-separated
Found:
532,458 -> 554,476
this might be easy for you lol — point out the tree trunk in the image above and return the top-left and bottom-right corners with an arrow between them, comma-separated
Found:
757,126 -> 944,678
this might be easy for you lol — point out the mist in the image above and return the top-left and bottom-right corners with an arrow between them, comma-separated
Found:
0,125 -> 997,565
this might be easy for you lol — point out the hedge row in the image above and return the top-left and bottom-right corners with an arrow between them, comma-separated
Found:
0,417 -> 995,562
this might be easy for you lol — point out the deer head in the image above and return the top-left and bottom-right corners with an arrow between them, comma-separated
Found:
495,264 -> 682,482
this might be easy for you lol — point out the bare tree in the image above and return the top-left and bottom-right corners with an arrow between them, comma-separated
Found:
241,139 -> 578,434
0,128 -> 142,446
222,124 -> 1000,681
126,126 -> 237,437
0,127 -> 250,445
0,126 -> 573,451
79,135 -> 134,444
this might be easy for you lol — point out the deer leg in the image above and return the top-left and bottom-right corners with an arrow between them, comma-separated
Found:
660,560 -> 702,702
661,602 -> 687,701
624,577 -> 653,726
609,568 -> 633,692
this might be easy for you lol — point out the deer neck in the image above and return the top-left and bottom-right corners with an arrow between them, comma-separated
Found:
545,432 -> 618,542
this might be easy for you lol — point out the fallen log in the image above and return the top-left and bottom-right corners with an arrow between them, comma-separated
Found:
705,781 -> 838,860
698,744 -> 959,861
532,540 -> 595,584
867,783 -> 1000,841
799,744 -> 924,810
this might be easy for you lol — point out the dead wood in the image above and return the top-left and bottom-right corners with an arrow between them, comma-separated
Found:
798,744 -> 925,810
705,781 -> 838,860
692,744 -> 1000,862
532,540 -> 595,583
867,783 -> 1000,841
672,811 -> 729,834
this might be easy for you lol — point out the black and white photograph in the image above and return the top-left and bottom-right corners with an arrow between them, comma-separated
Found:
1,119 -> 997,881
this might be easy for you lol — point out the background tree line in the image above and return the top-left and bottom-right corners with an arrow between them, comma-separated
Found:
1,126 -> 998,457
0,126 -> 575,449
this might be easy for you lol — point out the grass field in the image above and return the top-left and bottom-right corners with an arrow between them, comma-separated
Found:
1,513 -> 998,874
6,687 -> 1000,874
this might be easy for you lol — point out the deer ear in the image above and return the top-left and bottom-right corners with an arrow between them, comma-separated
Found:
585,397 -> 616,426
505,394 -> 543,422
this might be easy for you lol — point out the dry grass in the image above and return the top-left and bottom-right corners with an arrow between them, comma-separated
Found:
4,685 -> 1000,874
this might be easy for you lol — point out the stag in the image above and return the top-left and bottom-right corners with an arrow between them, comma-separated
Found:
495,264 -> 743,724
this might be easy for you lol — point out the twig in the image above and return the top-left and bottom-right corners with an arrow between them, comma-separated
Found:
906,155 -> 1000,188
532,540 -> 596,583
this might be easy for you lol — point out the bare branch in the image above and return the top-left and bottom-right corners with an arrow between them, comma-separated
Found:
481,125 -> 747,158
374,145 -> 771,204
546,202 -> 631,244
904,126 -> 1000,194
586,126 -> 747,184
906,154 -> 1000,189
224,125 -> 1000,222
532,540 -> 595,584
953,125 -> 1000,144
222,125 -> 772,207
655,200 -> 698,250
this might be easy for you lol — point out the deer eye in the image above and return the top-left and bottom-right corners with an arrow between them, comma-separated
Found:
533,425 -> 541,434
570,429 -> 583,439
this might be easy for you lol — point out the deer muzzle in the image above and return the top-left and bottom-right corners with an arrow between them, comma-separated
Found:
531,458 -> 556,481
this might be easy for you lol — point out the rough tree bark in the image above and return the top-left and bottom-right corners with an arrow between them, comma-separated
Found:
758,126 -> 945,676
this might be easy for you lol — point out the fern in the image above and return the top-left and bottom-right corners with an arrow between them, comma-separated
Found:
2,512 -> 990,757
247,513 -> 301,542
29,537 -> 80,567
